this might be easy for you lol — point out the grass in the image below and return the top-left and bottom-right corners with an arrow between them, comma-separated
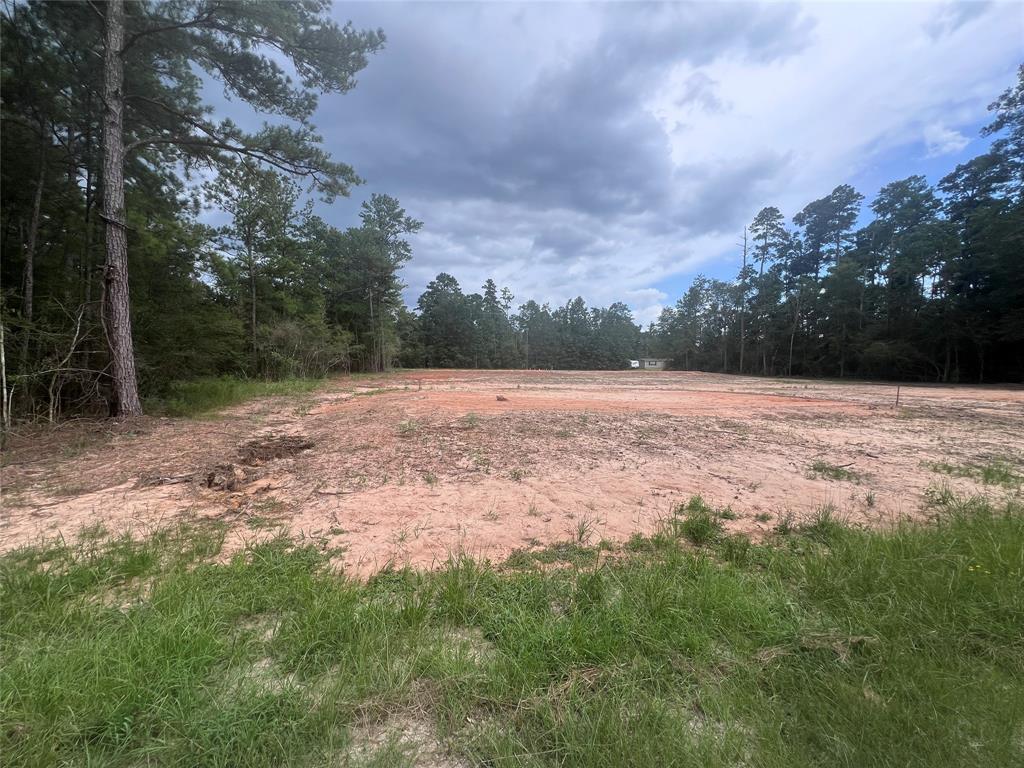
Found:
925,457 -> 1022,488
808,460 -> 860,482
152,377 -> 322,417
397,419 -> 420,437
660,495 -> 724,545
2,496 -> 1023,767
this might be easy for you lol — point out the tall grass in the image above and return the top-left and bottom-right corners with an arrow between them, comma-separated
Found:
150,376 -> 322,417
2,496 -> 1021,767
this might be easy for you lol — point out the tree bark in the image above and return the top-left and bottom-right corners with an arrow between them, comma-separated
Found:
246,238 -> 257,371
22,141 -> 46,325
18,139 -> 47,382
101,0 -> 142,416
739,228 -> 747,375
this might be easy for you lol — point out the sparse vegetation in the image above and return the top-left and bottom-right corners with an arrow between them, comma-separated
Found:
572,514 -> 602,545
397,419 -> 420,437
808,459 -> 860,482
352,387 -> 388,398
666,496 -> 724,546
925,458 -> 1022,488
774,511 -> 796,536
797,505 -> 848,544
2,495 -> 1022,767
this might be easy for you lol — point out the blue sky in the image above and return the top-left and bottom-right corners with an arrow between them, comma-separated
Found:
203,1 -> 1022,324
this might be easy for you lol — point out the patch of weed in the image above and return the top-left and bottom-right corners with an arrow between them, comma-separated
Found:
925,458 -> 1022,488
808,460 -> 859,482
397,419 -> 419,437
671,496 -> 724,546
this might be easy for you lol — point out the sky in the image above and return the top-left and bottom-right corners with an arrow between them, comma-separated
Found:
219,1 -> 1023,325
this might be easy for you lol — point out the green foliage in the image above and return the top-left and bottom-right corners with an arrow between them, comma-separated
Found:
151,377 -> 321,417
410,277 -> 642,370
808,460 -> 860,482
675,496 -> 725,545
2,497 -> 1022,767
925,458 -> 1022,488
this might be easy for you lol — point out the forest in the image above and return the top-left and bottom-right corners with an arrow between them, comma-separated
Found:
1,0 -> 1021,425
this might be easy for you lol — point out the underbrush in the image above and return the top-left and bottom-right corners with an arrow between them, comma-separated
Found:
149,376 -> 323,417
2,496 -> 1022,767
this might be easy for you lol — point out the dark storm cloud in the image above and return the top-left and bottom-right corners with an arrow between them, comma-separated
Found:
319,2 -> 812,235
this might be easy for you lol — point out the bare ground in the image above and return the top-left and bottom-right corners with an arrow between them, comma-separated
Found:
2,370 -> 1022,575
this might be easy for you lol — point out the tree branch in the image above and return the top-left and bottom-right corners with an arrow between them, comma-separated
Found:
119,3 -> 223,57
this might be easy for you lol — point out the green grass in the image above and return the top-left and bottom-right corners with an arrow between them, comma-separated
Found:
808,460 -> 860,482
2,496 -> 1023,767
660,495 -> 724,545
151,377 -> 322,417
925,458 -> 1022,488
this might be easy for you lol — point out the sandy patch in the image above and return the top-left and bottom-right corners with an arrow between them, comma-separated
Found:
3,370 -> 1021,574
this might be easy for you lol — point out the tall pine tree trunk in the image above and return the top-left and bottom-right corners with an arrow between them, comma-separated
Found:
101,0 -> 142,416
22,140 -> 46,326
738,228 -> 747,375
18,138 -> 46,384
249,266 -> 257,370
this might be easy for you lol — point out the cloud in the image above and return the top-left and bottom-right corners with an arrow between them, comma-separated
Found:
269,1 -> 1023,324
923,123 -> 971,157
925,1 -> 993,39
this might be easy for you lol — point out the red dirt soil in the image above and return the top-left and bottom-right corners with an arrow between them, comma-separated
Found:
2,370 -> 1021,575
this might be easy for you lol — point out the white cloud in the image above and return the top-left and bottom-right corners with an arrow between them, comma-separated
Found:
657,2 -> 1016,222
923,123 -> 971,157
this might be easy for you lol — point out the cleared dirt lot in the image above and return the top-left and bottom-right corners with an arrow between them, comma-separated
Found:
3,369 -> 1022,574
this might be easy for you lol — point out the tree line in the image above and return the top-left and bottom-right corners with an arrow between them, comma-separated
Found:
397,274 -> 642,370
